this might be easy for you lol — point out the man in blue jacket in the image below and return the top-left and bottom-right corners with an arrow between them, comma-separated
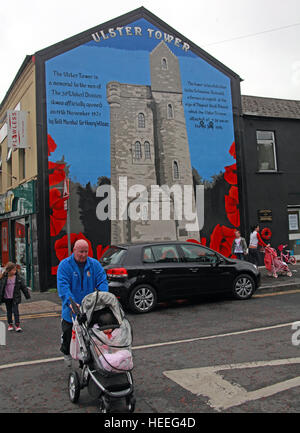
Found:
57,239 -> 108,366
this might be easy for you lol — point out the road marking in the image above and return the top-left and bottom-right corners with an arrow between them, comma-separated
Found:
133,321 -> 296,350
254,289 -> 300,298
0,312 -> 60,321
0,357 -> 64,370
164,357 -> 300,411
0,288 -> 299,321
0,320 -> 297,370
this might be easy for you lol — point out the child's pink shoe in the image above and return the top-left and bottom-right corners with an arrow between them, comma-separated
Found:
7,325 -> 14,331
15,325 -> 22,332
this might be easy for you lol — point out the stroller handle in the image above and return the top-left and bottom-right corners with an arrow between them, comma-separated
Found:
69,297 -> 87,325
69,297 -> 81,316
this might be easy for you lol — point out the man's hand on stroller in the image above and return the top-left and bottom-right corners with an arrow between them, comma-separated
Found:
70,302 -> 80,315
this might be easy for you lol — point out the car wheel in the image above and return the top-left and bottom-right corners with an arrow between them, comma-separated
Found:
232,274 -> 255,300
128,284 -> 157,314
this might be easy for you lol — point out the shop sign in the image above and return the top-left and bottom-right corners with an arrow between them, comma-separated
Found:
0,191 -> 14,214
0,180 -> 35,217
258,209 -> 272,222
7,110 -> 27,149
289,213 -> 299,231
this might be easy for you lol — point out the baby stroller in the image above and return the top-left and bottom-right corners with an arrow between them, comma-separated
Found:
68,291 -> 136,413
264,245 -> 292,278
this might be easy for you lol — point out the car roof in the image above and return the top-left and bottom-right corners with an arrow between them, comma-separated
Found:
111,241 -> 207,248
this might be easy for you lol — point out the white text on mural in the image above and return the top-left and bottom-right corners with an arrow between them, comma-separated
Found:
91,27 -> 190,51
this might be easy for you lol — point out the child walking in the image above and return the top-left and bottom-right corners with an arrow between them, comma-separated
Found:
0,262 -> 31,332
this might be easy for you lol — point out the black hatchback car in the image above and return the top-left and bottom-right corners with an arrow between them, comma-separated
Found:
100,241 -> 261,314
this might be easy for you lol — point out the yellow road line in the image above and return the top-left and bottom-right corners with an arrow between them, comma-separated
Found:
0,289 -> 299,321
254,289 -> 300,298
0,312 -> 60,321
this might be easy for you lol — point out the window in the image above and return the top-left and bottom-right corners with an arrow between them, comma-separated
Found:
143,247 -> 155,263
0,146 -> 2,192
19,148 -> 25,180
151,244 -> 180,263
134,141 -> 142,160
144,141 -> 151,160
138,113 -> 145,128
180,244 -> 218,264
167,103 -> 174,119
161,58 -> 168,70
6,148 -> 12,187
173,161 -> 179,180
100,246 -> 127,266
256,131 -> 277,171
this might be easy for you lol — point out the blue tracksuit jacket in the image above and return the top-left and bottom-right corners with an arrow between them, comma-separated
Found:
57,254 -> 108,323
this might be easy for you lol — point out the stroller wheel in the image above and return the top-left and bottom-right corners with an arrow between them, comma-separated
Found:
68,371 -> 81,403
99,395 -> 110,413
126,395 -> 136,413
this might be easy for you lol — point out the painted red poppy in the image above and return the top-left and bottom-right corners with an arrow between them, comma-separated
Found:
54,232 -> 93,262
49,161 -> 66,187
187,238 -> 207,246
224,163 -> 237,185
97,244 -> 110,260
225,186 -> 240,227
51,265 -> 58,275
48,134 -> 57,156
49,188 -> 67,237
229,141 -> 236,159
210,224 -> 236,257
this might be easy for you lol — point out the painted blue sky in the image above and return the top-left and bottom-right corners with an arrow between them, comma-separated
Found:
46,18 -> 235,185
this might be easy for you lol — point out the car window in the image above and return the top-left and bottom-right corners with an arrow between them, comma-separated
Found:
151,245 -> 180,263
143,247 -> 155,263
100,246 -> 127,266
180,244 -> 217,264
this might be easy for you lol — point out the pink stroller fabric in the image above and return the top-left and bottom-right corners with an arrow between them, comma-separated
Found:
264,245 -> 292,278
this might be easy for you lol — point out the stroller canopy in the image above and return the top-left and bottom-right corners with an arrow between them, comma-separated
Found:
81,291 -> 124,328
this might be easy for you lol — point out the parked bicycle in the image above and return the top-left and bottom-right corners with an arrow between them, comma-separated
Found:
277,244 -> 297,265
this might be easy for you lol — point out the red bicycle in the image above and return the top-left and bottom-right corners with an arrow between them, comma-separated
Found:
278,244 -> 297,265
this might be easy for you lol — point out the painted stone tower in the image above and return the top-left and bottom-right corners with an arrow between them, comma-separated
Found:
107,41 -> 200,243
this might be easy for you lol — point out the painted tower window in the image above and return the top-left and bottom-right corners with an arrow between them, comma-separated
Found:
167,103 -> 174,119
138,112 -> 145,128
161,57 -> 168,70
134,141 -> 142,160
256,131 -> 277,171
144,141 -> 151,160
173,161 -> 180,180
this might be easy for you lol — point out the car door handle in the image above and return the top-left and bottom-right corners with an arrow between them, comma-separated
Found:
152,269 -> 162,274
189,268 -> 198,273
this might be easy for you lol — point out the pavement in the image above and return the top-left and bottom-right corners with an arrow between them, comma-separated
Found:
0,264 -> 299,319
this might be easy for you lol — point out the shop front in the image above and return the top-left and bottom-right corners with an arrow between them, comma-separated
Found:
0,180 -> 37,289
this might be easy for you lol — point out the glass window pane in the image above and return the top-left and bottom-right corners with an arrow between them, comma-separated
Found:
258,142 -> 276,170
144,141 -> 151,160
151,245 -> 179,263
173,161 -> 179,179
138,113 -> 145,128
135,141 -> 142,159
256,131 -> 274,140
181,244 -> 217,264
143,247 -> 155,263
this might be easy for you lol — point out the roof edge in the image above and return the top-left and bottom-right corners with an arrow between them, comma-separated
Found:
0,55 -> 33,114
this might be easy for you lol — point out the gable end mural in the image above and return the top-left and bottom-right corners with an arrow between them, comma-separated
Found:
35,8 -> 243,286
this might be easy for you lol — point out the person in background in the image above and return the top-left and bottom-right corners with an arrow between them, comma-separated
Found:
231,230 -> 247,260
57,239 -> 109,367
0,262 -> 31,332
248,224 -> 268,266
